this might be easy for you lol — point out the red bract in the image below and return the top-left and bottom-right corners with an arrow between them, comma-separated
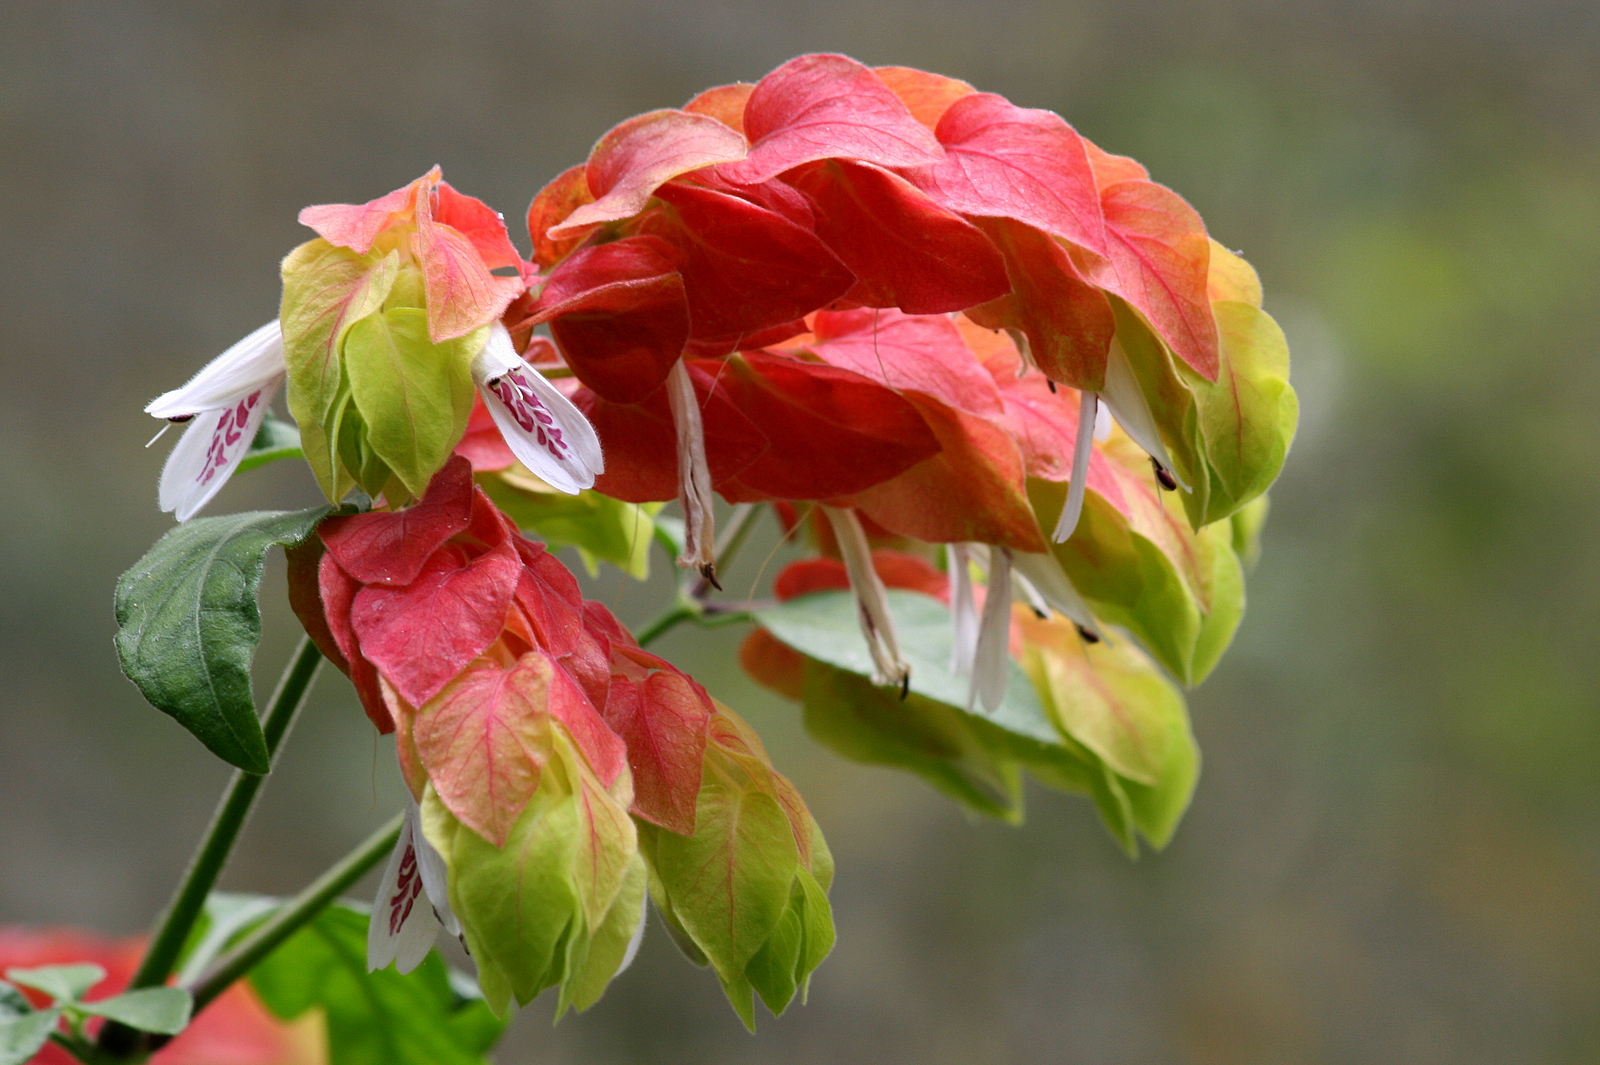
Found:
572,352 -> 941,504
290,457 -> 714,844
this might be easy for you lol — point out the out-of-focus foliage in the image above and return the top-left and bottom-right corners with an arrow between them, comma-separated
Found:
4,1 -> 1600,1063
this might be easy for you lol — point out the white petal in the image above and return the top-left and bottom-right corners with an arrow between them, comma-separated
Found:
1010,552 -> 1103,640
1052,389 -> 1099,542
157,377 -> 282,521
146,321 -> 285,419
970,547 -> 1012,712
406,792 -> 460,938
821,505 -> 909,690
947,543 -> 978,678
667,361 -> 717,575
1100,339 -> 1189,491
474,325 -> 603,496
616,895 -> 649,976
367,807 -> 441,974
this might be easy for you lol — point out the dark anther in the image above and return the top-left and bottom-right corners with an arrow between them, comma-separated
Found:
167,414 -> 195,423
1075,623 -> 1101,644
1151,457 -> 1177,491
1047,380 -> 1058,394
1031,606 -> 1048,619
701,563 -> 723,591
899,674 -> 911,701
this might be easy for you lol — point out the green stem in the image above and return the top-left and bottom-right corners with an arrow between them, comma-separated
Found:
187,813 -> 403,1013
96,637 -> 322,1058
635,603 -> 696,648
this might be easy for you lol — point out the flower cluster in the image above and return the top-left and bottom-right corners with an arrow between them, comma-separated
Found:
141,52 -> 1293,1023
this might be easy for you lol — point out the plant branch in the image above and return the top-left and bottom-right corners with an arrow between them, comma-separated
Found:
96,636 -> 322,1057
187,813 -> 404,1013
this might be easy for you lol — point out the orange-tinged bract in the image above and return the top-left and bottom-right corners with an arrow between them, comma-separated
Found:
125,51 -> 1291,1039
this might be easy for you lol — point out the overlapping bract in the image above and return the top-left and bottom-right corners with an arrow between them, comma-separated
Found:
134,51 -> 1293,1031
288,458 -> 831,1020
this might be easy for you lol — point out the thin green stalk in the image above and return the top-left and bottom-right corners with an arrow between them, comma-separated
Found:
636,603 -> 696,648
96,637 -> 322,1057
188,813 -> 404,1013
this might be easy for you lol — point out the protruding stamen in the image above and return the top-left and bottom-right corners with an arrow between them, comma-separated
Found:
1052,389 -> 1098,543
1011,565 -> 1051,619
1075,623 -> 1102,644
948,544 -> 978,678
667,361 -> 717,577
821,505 -> 909,691
1151,457 -> 1177,491
1010,552 -> 1103,641
970,546 -> 1012,713
1101,338 -> 1189,491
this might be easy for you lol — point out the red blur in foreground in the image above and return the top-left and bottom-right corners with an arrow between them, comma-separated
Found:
0,928 -> 323,1065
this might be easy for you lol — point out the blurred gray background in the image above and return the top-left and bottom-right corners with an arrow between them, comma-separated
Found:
4,1 -> 1600,1062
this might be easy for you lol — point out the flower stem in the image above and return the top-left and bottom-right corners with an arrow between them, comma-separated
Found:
187,812 -> 404,1012
638,504 -> 769,648
96,636 -> 322,1057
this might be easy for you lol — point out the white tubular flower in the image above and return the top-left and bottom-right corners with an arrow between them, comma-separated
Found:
970,546 -> 1013,713
1010,552 -> 1103,641
947,543 -> 979,679
146,320 -> 286,522
1052,389 -> 1099,543
666,360 -> 718,582
473,323 -> 604,495
1100,339 -> 1188,491
821,505 -> 910,692
368,796 -> 459,974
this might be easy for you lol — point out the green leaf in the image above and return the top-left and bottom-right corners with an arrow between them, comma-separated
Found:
3,965 -> 103,1003
344,309 -> 480,498
0,983 -> 28,1019
76,986 -> 191,1035
236,413 -> 305,475
755,590 -> 1057,744
249,902 -> 504,1065
480,475 -> 659,579
114,506 -> 331,772
801,663 -> 1023,820
0,1009 -> 59,1065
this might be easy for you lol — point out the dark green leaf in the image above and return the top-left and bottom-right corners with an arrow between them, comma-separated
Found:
76,987 -> 191,1034
0,984 -> 28,1019
0,1009 -> 59,1065
114,506 -> 330,772
236,413 -> 304,474
3,964 -> 103,1003
249,902 -> 504,1065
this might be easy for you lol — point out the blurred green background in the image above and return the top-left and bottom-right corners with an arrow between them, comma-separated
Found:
3,1 -> 1599,1061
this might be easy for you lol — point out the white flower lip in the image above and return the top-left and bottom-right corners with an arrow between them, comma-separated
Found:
367,797 -> 453,974
145,321 -> 286,419
149,320 -> 287,522
473,323 -> 604,496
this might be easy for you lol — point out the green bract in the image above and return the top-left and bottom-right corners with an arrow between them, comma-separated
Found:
421,729 -> 640,1017
638,705 -> 835,1030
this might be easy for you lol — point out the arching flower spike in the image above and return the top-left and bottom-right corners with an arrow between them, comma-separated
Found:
145,320 -> 286,521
